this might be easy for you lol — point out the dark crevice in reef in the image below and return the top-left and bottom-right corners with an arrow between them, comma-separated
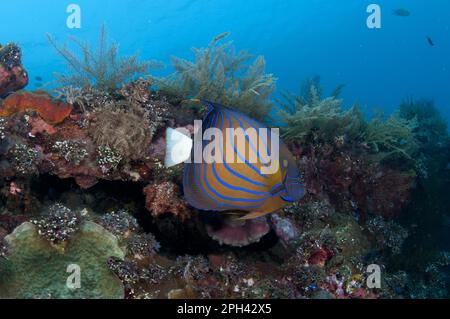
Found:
27,174 -> 282,258
31,174 -> 79,201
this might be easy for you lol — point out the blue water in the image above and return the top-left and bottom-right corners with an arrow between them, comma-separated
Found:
1,0 -> 449,121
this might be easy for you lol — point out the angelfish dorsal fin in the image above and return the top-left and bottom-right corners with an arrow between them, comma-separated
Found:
164,128 -> 193,168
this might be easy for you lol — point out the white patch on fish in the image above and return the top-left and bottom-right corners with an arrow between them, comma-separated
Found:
164,128 -> 193,167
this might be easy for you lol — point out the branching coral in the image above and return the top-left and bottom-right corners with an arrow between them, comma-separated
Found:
98,209 -> 138,239
157,32 -> 276,121
278,79 -> 366,143
31,203 -> 82,244
52,140 -> 89,165
8,143 -> 40,175
96,145 -> 123,172
48,25 -> 160,91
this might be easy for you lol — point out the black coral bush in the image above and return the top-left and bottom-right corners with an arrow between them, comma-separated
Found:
48,25 -> 161,91
157,32 -> 276,122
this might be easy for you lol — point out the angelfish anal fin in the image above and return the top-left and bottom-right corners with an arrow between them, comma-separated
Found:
236,211 -> 268,221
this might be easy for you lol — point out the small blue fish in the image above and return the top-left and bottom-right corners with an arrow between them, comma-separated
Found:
166,101 -> 305,220
308,283 -> 318,291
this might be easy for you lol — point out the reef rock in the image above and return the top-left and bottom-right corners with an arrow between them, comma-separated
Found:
0,43 -> 28,97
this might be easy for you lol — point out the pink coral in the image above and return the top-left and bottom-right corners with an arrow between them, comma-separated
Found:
206,217 -> 270,247
9,182 -> 22,196
308,247 -> 334,267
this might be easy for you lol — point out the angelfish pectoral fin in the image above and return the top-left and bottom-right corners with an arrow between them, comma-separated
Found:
164,128 -> 193,168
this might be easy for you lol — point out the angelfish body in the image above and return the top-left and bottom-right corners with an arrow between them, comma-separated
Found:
165,101 -> 305,220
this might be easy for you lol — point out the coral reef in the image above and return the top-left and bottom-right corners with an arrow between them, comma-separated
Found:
0,221 -> 124,298
278,79 -> 365,143
8,143 -> 41,176
96,145 -> 123,172
52,140 -> 89,165
0,43 -> 28,97
97,209 -> 138,240
127,233 -> 160,259
0,91 -> 73,124
279,78 -> 418,163
157,32 -> 276,121
143,181 -> 190,221
0,40 -> 448,300
31,203 -> 82,243
88,105 -> 152,161
366,216 -> 409,255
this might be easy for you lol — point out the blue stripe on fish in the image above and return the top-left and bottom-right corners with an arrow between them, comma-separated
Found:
228,112 -> 270,167
223,111 -> 269,179
202,115 -> 268,206
217,111 -> 268,187
203,163 -> 268,204
211,163 -> 272,196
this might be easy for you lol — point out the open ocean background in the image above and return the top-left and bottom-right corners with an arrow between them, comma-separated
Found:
1,0 -> 449,122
